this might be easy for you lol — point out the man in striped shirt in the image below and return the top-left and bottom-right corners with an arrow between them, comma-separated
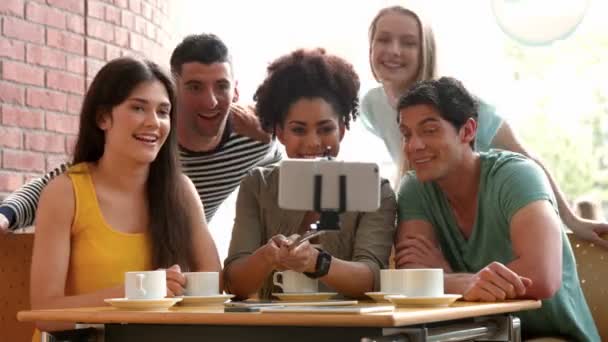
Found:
0,34 -> 281,232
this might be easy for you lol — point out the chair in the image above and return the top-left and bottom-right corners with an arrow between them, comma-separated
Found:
567,233 -> 608,341
0,232 -> 35,341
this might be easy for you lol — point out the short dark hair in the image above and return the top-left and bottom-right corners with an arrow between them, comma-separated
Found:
397,77 -> 478,147
170,33 -> 232,76
254,48 -> 360,134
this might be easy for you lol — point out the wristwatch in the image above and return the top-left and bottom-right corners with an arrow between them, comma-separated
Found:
304,248 -> 332,279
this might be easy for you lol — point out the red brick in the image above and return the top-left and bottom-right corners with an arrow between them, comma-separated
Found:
26,88 -> 67,112
141,2 -> 152,19
145,21 -> 156,40
47,70 -> 85,95
0,81 -> 25,105
2,60 -> 45,86
87,0 -> 105,19
26,44 -> 67,69
3,150 -> 45,172
47,0 -> 85,15
67,94 -> 83,114
87,18 -> 114,42
25,132 -> 66,153
65,135 -> 77,154
129,32 -> 142,51
46,112 -> 79,134
0,0 -> 24,17
3,17 -> 44,44
0,172 -> 24,192
105,5 -> 121,24
121,10 -> 134,30
66,15 -> 85,34
86,58 -> 105,78
151,9 -> 162,26
86,38 -> 105,59
105,44 -> 121,61
114,27 -> 129,47
0,127 -> 22,149
128,0 -> 140,14
115,0 -> 128,8
46,154 -> 70,172
26,2 -> 67,29
0,37 -> 25,60
1,104 -> 44,129
66,55 -> 85,75
47,28 -> 85,54
134,15 -> 146,35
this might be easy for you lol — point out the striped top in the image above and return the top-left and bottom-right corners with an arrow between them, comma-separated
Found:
1,125 -> 281,228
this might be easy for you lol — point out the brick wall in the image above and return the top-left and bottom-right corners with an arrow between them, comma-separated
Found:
0,0 -> 174,197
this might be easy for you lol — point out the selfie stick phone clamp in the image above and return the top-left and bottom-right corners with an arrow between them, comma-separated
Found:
312,147 -> 345,231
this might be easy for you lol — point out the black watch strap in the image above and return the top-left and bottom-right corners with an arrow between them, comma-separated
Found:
304,248 -> 332,279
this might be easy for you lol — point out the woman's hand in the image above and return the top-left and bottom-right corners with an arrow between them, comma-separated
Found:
277,237 -> 319,273
567,217 -> 608,249
260,234 -> 291,270
165,264 -> 186,297
395,235 -> 452,272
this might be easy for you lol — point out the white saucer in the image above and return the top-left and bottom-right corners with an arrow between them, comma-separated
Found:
177,294 -> 235,306
104,297 -> 182,310
385,294 -> 462,307
364,292 -> 400,303
271,292 -> 338,301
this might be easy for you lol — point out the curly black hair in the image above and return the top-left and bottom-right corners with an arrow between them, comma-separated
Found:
253,48 -> 360,134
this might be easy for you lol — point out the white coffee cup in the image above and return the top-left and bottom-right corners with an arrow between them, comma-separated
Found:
402,268 -> 444,297
183,272 -> 220,296
272,270 -> 318,293
125,270 -> 167,300
380,269 -> 406,294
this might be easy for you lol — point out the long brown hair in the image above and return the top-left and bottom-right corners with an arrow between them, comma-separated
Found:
72,57 -> 195,270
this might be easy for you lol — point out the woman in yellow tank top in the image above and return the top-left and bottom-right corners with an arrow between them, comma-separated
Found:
29,57 -> 222,335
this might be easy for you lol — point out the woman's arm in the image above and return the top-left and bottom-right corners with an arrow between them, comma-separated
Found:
30,175 -> 123,332
492,121 -> 608,249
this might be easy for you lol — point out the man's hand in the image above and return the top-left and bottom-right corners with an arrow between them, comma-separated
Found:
568,217 -> 608,249
230,103 -> 271,143
395,235 -> 452,272
0,213 -> 10,234
464,262 -> 532,302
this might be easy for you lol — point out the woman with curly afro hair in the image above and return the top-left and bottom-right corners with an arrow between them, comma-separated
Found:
224,48 -> 396,300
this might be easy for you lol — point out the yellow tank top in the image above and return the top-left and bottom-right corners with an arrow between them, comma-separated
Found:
33,163 -> 153,341
65,163 -> 153,294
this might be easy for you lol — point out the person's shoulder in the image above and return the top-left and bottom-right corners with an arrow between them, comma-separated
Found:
243,164 -> 280,188
482,150 -> 540,177
362,86 -> 384,104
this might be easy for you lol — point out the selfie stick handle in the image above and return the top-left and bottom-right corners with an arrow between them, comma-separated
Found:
313,173 -> 346,231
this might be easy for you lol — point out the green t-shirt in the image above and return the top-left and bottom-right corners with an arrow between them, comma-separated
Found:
397,151 -> 599,341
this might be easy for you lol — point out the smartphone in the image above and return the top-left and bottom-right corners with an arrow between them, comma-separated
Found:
224,306 -> 263,312
278,159 -> 380,212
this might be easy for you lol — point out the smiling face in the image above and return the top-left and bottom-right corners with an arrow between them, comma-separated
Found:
276,97 -> 346,159
176,61 -> 238,141
370,10 -> 421,88
98,80 -> 171,164
399,104 -> 476,182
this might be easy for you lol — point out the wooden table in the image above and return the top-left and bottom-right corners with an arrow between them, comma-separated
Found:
19,300 -> 541,342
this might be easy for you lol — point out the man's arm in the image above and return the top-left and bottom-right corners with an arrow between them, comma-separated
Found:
0,163 -> 70,232
492,121 -> 608,249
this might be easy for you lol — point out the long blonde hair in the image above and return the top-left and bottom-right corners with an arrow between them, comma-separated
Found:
368,6 -> 437,85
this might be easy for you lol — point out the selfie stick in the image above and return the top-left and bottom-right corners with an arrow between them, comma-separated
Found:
312,147 -> 346,231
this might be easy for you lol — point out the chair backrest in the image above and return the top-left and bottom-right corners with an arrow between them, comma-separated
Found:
567,233 -> 607,341
0,233 -> 35,341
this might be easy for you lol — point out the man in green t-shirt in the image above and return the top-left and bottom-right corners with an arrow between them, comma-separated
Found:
395,77 -> 599,341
